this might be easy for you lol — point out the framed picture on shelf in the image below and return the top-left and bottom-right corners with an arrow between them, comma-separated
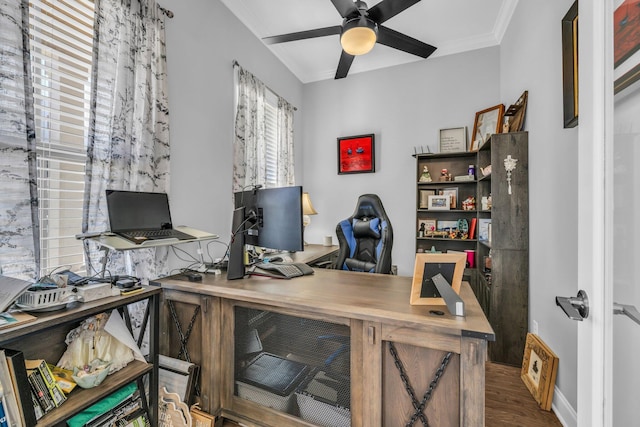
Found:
427,195 -> 450,210
410,252 -> 466,305
418,219 -> 437,236
441,187 -> 458,209
472,104 -> 505,147
419,189 -> 436,208
521,333 -> 559,411
337,134 -> 375,174
439,127 -> 467,153
478,218 -> 491,241
437,220 -> 458,232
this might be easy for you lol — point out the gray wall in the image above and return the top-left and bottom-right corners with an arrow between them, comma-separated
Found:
162,0 -> 580,422
500,1 -> 579,423
301,48 -> 500,277
162,0 -> 304,267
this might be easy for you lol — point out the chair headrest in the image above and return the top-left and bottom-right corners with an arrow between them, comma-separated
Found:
352,217 -> 380,239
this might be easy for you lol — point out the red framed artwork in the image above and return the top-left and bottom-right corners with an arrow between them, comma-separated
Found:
337,134 -> 375,174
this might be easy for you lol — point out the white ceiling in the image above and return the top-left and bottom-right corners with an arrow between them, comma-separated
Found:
221,0 -> 518,83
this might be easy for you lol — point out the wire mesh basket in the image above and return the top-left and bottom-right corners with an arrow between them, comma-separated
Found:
17,287 -> 72,309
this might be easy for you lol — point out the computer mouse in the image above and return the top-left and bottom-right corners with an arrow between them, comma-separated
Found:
269,256 -> 283,263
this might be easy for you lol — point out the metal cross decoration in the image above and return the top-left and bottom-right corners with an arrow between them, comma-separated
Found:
503,155 -> 518,195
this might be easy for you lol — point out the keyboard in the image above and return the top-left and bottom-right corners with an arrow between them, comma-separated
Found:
119,228 -> 195,243
251,262 -> 314,278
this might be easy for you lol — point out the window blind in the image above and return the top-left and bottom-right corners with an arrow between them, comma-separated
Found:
264,94 -> 278,188
29,0 -> 95,275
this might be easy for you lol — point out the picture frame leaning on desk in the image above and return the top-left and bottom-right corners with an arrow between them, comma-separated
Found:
410,253 -> 465,306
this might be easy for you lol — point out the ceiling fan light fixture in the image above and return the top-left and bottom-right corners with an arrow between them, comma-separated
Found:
341,17 -> 377,56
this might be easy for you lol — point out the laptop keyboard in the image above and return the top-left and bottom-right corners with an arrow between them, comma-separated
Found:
126,229 -> 177,238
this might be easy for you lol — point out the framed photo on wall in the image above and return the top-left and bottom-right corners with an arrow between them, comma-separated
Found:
337,134 -> 375,174
614,0 -> 640,93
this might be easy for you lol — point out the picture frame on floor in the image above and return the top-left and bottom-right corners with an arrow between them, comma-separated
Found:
521,333 -> 559,411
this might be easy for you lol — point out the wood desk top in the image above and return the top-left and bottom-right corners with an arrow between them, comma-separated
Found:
158,269 -> 494,342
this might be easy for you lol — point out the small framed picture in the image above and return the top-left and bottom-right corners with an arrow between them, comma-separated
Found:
418,219 -> 437,236
410,252 -> 466,305
521,333 -> 559,411
337,134 -> 375,174
427,195 -> 450,210
472,104 -> 505,146
419,189 -> 436,208
441,187 -> 458,209
439,127 -> 467,153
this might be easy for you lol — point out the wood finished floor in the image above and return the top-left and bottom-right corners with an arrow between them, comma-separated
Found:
223,361 -> 564,426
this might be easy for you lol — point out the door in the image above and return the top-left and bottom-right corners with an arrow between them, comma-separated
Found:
576,0 -> 611,426
579,0 -> 640,425
611,0 -> 640,425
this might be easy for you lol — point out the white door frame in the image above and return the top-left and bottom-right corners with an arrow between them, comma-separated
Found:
577,0 -> 613,425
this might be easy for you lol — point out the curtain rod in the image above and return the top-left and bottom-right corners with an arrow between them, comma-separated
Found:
159,6 -> 174,18
233,60 -> 297,111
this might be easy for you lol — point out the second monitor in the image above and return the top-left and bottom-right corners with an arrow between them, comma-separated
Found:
228,186 -> 304,279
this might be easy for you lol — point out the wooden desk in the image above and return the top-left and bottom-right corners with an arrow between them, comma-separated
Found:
158,269 -> 494,427
287,244 -> 338,266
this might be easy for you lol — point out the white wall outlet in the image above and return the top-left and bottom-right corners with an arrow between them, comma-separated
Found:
532,320 -> 539,335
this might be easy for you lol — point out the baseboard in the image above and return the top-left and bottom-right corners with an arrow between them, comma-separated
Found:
551,385 -> 577,427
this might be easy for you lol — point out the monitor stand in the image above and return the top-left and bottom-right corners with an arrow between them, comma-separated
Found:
228,207 -> 247,280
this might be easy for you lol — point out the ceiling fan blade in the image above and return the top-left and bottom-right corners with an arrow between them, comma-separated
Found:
331,0 -> 359,18
367,0 -> 421,24
263,26 -> 342,45
376,25 -> 436,58
335,51 -> 355,79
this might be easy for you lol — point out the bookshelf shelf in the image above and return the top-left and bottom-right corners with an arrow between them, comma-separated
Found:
0,287 -> 160,426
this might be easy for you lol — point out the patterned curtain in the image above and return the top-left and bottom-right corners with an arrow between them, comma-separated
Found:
233,66 -> 266,192
82,0 -> 170,280
0,0 -> 40,280
276,96 -> 295,187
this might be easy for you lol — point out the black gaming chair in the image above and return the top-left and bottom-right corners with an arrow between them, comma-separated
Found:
335,194 -> 393,274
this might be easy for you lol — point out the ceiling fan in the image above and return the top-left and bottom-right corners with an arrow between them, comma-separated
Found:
262,0 -> 437,79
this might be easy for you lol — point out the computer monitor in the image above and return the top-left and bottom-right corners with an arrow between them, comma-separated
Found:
228,186 -> 304,279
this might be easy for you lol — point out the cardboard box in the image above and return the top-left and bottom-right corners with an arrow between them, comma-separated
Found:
73,283 -> 119,302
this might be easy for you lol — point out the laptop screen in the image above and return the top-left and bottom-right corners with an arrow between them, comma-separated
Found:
106,190 -> 174,232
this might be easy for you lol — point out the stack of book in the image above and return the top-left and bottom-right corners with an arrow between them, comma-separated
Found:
25,359 -> 67,418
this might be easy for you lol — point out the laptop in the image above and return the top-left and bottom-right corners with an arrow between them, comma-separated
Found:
106,190 -> 195,244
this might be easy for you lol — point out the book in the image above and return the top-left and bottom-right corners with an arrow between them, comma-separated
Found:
47,364 -> 76,394
29,391 -> 43,420
24,360 -> 66,407
0,312 -> 36,331
3,349 -> 37,426
0,349 -> 22,427
469,217 -> 477,240
26,369 -> 54,413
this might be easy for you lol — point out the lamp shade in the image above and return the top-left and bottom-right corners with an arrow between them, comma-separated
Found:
302,192 -> 318,216
340,17 -> 377,56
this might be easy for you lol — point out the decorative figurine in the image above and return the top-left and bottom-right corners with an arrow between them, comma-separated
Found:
440,168 -> 449,181
419,165 -> 432,182
504,155 -> 518,195
462,196 -> 476,211
418,222 -> 426,237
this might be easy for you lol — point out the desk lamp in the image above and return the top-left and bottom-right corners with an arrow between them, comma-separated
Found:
302,192 -> 317,245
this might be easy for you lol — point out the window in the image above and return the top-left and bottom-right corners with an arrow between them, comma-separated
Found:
264,92 -> 278,188
29,0 -> 95,275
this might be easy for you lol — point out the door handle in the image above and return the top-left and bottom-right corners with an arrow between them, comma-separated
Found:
556,290 -> 589,321
613,302 -> 640,326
